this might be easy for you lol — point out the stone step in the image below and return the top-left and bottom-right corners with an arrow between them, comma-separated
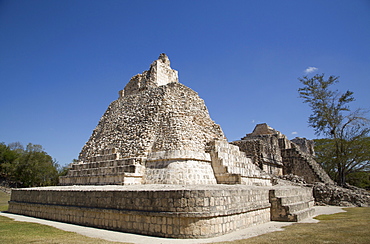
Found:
279,194 -> 314,205
71,165 -> 137,176
292,207 -> 315,222
274,187 -> 313,199
269,187 -> 315,222
285,200 -> 314,213
306,158 -> 334,184
210,139 -> 272,186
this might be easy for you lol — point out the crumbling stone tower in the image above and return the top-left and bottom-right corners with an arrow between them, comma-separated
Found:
60,54 -> 270,186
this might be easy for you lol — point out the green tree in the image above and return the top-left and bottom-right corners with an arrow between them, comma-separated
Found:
298,74 -> 369,186
346,171 -> 370,190
314,137 -> 370,186
58,159 -> 77,177
0,142 -> 59,187
0,142 -> 20,180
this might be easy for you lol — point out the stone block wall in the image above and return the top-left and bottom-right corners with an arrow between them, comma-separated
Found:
232,124 -> 285,176
8,185 -> 271,238
269,185 -> 315,222
232,138 -> 283,175
144,150 -> 217,185
291,137 -> 315,156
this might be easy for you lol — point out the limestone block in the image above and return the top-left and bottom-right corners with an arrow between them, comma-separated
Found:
8,185 -> 273,238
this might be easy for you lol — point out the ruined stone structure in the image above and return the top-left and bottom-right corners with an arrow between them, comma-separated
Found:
59,54 -> 271,187
9,54 -> 316,238
233,123 -> 334,185
232,124 -> 285,176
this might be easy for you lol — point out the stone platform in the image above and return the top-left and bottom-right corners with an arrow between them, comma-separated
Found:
7,54 -> 317,239
8,184 -> 314,239
9,185 -> 272,238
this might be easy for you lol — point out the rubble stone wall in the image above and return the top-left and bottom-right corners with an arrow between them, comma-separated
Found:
78,60 -> 224,162
313,183 -> 370,207
291,137 -> 315,156
61,54 -> 225,186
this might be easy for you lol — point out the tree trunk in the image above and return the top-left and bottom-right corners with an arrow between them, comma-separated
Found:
337,165 -> 346,186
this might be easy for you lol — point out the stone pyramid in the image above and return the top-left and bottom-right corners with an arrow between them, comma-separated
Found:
9,54 -> 318,240
60,54 -> 271,186
80,53 -> 224,160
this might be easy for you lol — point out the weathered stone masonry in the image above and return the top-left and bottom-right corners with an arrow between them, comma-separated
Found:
8,54 -> 317,238
9,185 -> 272,238
233,123 -> 334,185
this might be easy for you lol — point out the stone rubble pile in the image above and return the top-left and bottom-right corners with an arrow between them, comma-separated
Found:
313,183 -> 370,207
275,175 -> 370,207
278,174 -> 307,185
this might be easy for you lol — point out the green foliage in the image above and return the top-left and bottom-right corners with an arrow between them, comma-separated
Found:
346,171 -> 370,190
58,166 -> 70,177
314,137 -> 370,187
0,142 -> 60,187
298,74 -> 369,186
314,138 -> 338,180
298,74 -> 368,138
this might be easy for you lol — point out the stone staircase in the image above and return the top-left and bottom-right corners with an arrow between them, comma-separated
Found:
59,153 -> 145,185
269,185 -> 315,222
281,148 -> 334,184
304,154 -> 334,184
208,140 -> 272,186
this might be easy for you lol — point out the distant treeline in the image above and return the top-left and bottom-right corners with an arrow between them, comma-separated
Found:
0,142 -> 63,187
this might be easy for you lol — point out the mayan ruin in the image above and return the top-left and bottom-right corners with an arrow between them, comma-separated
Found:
7,54 -> 369,239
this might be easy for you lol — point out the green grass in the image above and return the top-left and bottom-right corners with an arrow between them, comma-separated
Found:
0,190 -> 10,212
216,207 -> 370,244
0,191 -> 121,243
1,190 -> 369,243
0,215 -> 125,244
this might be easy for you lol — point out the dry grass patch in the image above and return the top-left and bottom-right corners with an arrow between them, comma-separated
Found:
216,207 -> 370,244
0,215 -> 125,244
0,191 -> 123,244
0,190 -> 10,212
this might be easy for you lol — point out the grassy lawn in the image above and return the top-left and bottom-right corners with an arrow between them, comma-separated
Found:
216,207 -> 370,244
0,191 -> 121,243
0,190 -> 10,212
1,190 -> 369,243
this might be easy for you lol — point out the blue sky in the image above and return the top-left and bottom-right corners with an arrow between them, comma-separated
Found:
1,0 -> 369,167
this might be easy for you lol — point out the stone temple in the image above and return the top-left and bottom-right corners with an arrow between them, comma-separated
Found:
8,54 -> 333,238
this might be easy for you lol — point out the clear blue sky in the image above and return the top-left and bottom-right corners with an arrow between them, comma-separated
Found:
1,0 -> 369,167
